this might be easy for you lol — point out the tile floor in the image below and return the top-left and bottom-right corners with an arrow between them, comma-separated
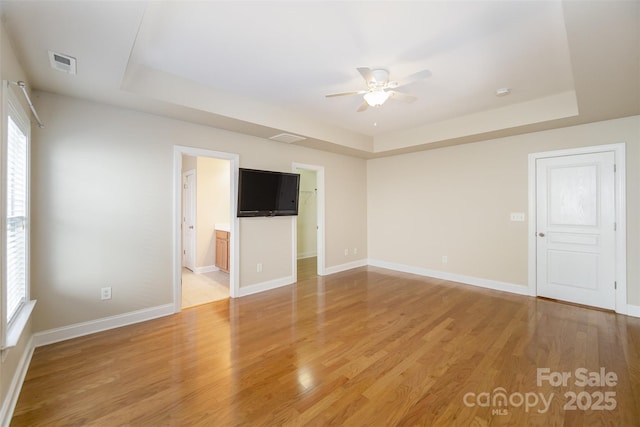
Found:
181,267 -> 230,308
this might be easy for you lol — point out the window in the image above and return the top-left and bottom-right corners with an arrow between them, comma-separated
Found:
2,81 -> 35,350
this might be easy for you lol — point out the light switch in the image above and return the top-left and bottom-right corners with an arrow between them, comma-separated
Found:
510,212 -> 526,222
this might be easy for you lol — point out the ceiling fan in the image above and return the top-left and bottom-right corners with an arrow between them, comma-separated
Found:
326,67 -> 431,112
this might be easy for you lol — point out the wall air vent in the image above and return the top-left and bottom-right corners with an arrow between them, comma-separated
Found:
48,50 -> 77,75
269,133 -> 307,144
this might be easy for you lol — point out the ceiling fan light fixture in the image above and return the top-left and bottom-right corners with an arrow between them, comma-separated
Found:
364,90 -> 390,107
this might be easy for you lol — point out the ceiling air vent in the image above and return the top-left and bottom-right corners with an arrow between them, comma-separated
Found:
269,133 -> 306,144
48,50 -> 77,74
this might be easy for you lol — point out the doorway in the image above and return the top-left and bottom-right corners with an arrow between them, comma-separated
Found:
293,163 -> 325,280
180,156 -> 231,308
173,146 -> 239,313
528,143 -> 626,312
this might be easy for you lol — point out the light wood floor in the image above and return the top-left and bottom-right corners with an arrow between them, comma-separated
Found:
11,267 -> 640,426
297,256 -> 317,282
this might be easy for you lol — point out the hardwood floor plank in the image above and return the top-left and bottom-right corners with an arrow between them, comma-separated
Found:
11,267 -> 640,426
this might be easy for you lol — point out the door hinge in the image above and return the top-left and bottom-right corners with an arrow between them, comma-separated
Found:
614,281 -> 617,290
614,164 -> 617,173
614,222 -> 617,231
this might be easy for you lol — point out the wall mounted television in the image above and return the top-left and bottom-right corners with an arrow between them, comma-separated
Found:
237,168 -> 300,217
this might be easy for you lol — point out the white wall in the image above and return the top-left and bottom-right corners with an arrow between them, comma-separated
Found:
29,91 -> 368,331
22,91 -> 640,337
368,115 -> 640,305
195,157 -> 230,269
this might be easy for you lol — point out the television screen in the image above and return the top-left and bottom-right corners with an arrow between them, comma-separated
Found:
237,168 -> 300,217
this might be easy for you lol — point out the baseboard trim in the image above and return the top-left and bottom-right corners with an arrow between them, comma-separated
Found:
368,259 -> 532,296
194,265 -> 218,274
297,252 -> 317,260
323,259 -> 368,276
238,276 -> 294,297
0,336 -> 35,427
32,304 -> 175,348
626,304 -> 640,318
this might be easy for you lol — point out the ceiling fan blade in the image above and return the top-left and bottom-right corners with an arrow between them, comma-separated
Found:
356,101 -> 369,112
392,69 -> 432,88
357,67 -> 374,85
388,90 -> 417,103
325,90 -> 366,98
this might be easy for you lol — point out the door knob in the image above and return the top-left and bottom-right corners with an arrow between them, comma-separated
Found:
538,232 -> 545,237
189,226 -> 194,230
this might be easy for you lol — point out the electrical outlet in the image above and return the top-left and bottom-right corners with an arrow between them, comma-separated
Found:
344,248 -> 349,256
353,248 -> 358,255
442,256 -> 448,264
257,263 -> 263,273
101,286 -> 112,300
510,212 -> 526,222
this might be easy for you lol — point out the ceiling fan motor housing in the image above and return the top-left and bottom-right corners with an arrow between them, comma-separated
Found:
369,69 -> 389,87
325,66 -> 428,111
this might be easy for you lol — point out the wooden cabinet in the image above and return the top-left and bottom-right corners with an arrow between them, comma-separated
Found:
215,230 -> 230,273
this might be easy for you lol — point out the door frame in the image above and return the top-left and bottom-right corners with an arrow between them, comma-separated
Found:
181,169 -> 196,271
173,145 -> 240,313
527,143 -> 627,313
292,163 -> 326,278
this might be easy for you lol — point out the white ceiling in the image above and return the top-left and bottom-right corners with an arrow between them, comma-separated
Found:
1,1 -> 638,158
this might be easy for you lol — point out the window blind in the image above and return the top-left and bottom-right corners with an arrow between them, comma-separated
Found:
6,115 -> 27,324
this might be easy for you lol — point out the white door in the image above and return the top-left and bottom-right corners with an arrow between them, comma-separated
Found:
182,171 -> 196,271
536,151 -> 616,310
